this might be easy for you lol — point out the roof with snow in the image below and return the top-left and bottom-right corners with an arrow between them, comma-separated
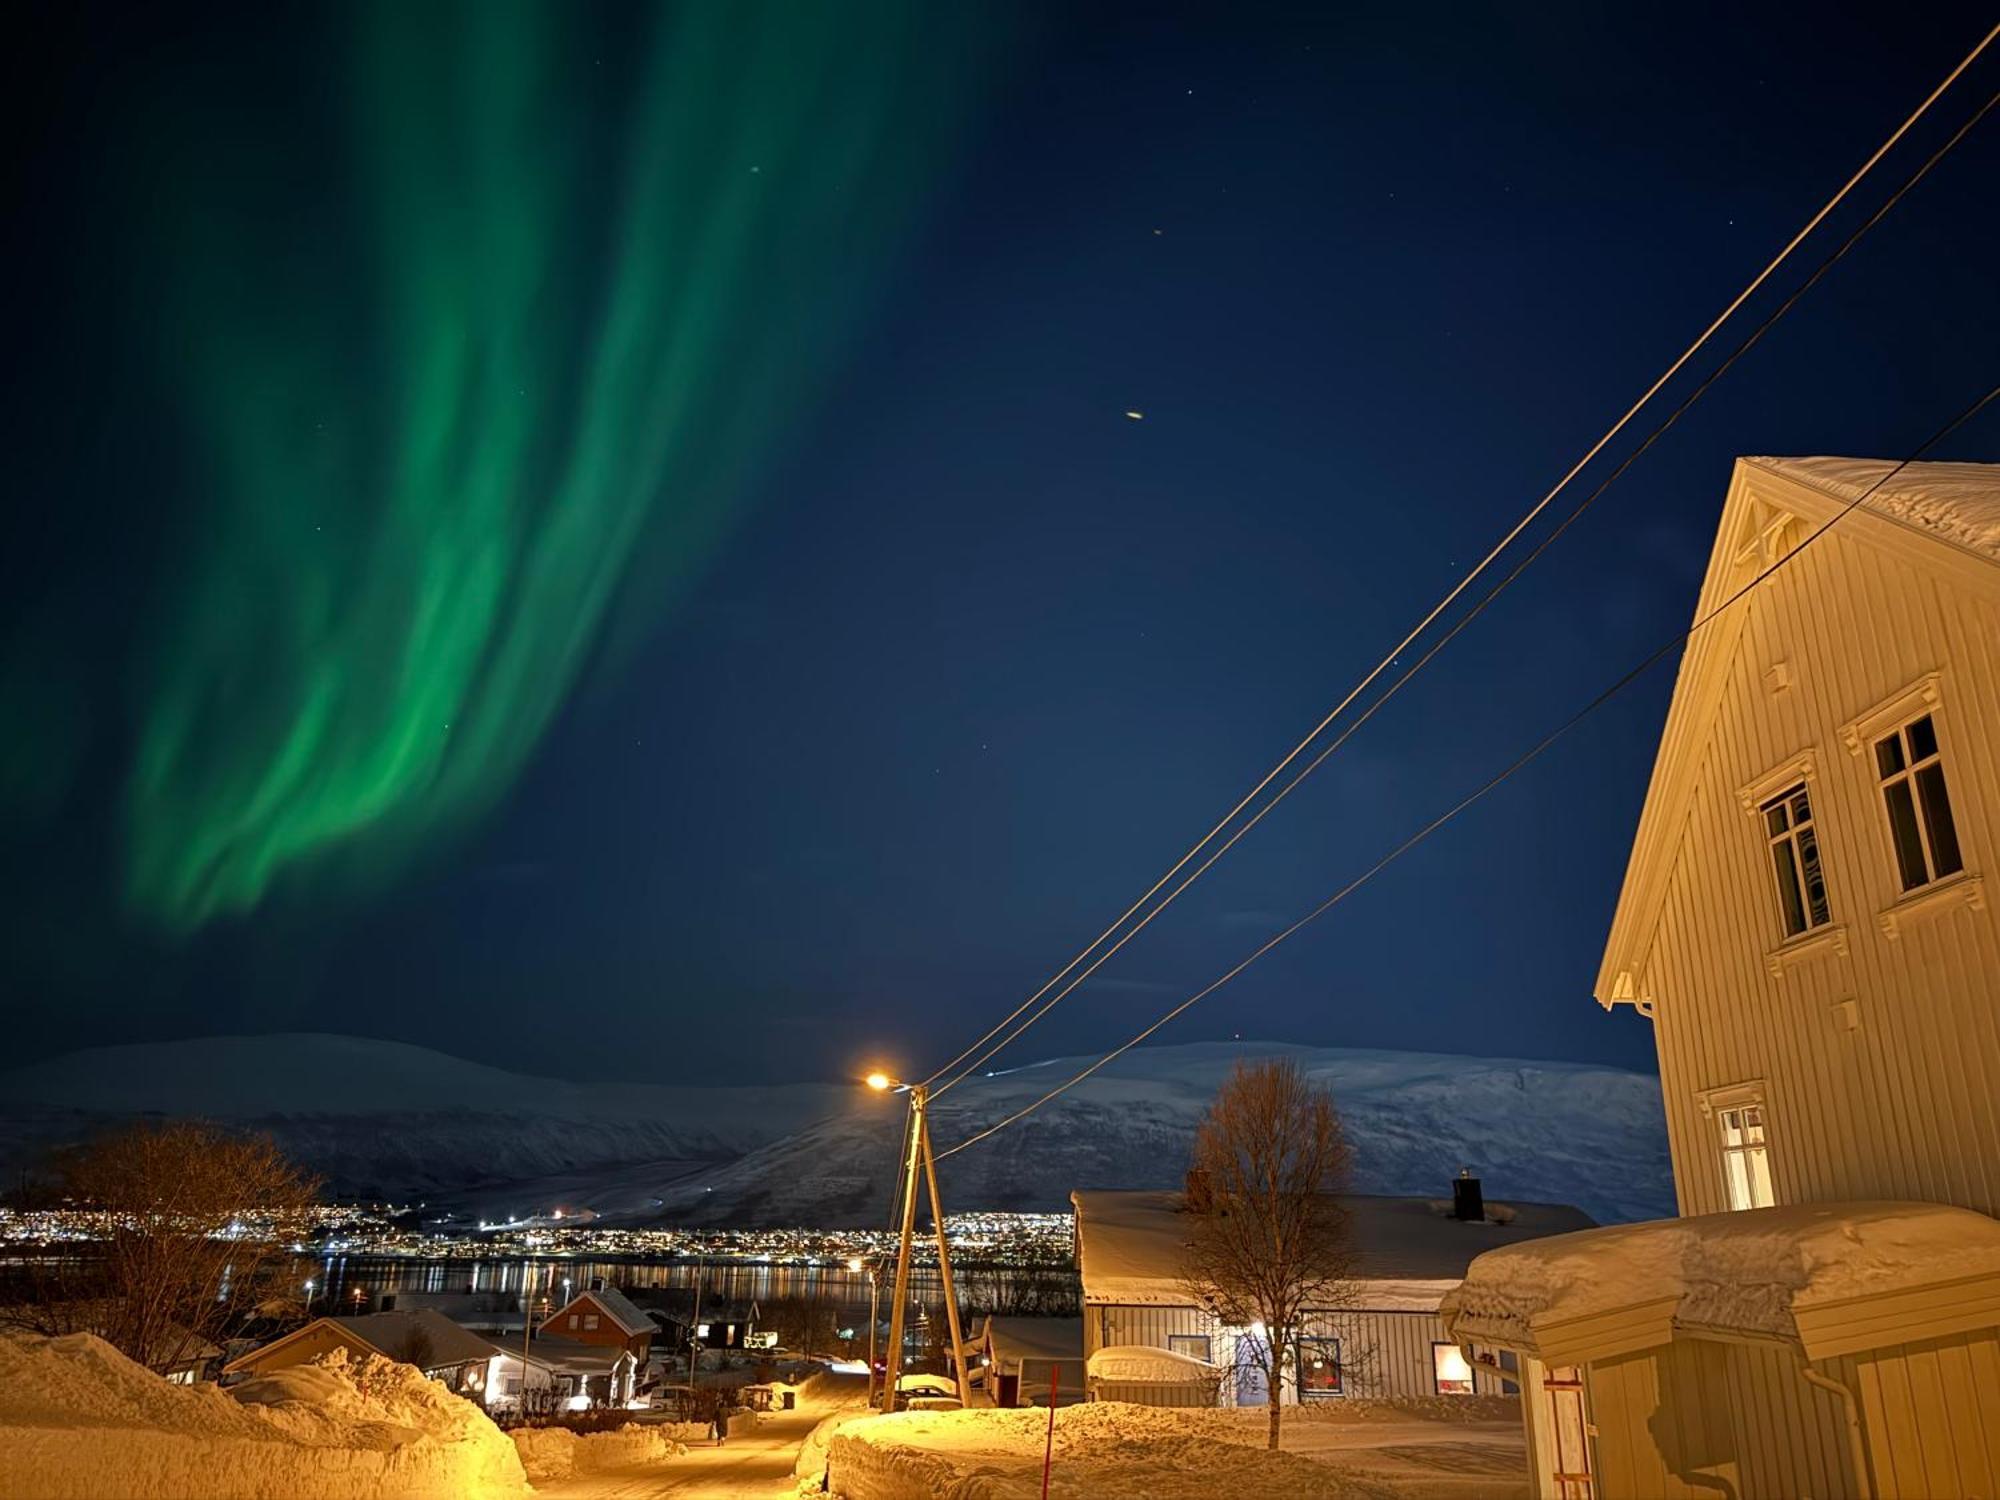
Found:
508,1334 -> 634,1374
980,1316 -> 1083,1366
1439,1200 -> 2000,1364
225,1308 -> 496,1375
544,1286 -> 653,1338
1742,457 -> 2000,563
1071,1190 -> 1595,1311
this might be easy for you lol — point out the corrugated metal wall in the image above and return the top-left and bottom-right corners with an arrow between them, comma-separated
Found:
1085,1302 -> 1513,1400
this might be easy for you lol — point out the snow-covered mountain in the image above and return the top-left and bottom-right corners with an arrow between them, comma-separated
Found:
0,1034 -> 1673,1225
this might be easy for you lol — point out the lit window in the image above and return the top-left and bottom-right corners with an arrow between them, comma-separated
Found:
1874,715 -> 1963,893
1295,1336 -> 1342,1399
568,1315 -> 578,1329
1167,1334 -> 1212,1363
1760,784 -> 1831,937
1433,1343 -> 1475,1396
1719,1104 -> 1774,1210
583,1314 -> 600,1331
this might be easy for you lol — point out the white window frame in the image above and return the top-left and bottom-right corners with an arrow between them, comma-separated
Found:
1870,712 -> 1964,894
1759,782 -> 1832,938
1699,1081 -> 1774,1211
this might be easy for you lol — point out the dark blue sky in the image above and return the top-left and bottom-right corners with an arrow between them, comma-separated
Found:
4,2 -> 1996,1084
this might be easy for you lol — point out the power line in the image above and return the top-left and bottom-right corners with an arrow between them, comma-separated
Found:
924,62 -> 1999,1099
918,21 -> 2000,1097
937,381 -> 1999,1160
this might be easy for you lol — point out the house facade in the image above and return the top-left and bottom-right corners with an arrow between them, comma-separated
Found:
1074,1187 -> 1592,1406
1444,457 -> 2000,1499
541,1285 -> 655,1360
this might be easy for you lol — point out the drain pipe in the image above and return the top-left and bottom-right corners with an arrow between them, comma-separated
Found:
1799,1364 -> 1872,1500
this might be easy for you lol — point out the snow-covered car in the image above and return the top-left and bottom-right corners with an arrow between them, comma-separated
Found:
892,1373 -> 962,1411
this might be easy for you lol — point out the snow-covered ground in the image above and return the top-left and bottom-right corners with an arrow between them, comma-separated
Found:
0,1332 -> 529,1500
814,1399 -> 1529,1500
0,1035 -> 1670,1223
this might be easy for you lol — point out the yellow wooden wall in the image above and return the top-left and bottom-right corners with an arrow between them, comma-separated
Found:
1852,1327 -> 2000,1499
1626,471 -> 2000,1218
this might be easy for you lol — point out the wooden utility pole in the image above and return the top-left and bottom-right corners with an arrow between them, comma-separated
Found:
877,1083 -> 972,1409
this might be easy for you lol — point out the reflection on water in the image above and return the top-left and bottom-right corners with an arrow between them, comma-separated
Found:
313,1256 -> 944,1322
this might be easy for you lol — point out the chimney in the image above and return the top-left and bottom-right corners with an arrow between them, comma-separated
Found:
1185,1168 -> 1215,1214
1452,1169 -> 1484,1223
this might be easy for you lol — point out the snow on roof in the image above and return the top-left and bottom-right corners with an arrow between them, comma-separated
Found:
1072,1190 -> 1596,1311
548,1287 -> 653,1337
1087,1344 -> 1220,1383
333,1309 -> 500,1368
981,1317 -> 1083,1365
1439,1200 -> 2000,1359
512,1335 -> 631,1374
1745,457 -> 2000,562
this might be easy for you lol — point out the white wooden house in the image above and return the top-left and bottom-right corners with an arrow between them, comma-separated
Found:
1443,457 -> 2000,1499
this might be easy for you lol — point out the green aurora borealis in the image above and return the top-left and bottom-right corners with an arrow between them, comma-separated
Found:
112,3 -> 989,930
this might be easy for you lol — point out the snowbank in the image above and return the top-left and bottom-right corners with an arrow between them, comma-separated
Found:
1441,1199 -> 2000,1355
823,1405 -> 1400,1499
509,1422 -> 687,1483
0,1333 -> 528,1500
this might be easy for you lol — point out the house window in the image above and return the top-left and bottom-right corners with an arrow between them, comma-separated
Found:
583,1314 -> 600,1331
1167,1334 -> 1212,1363
1295,1336 -> 1342,1399
568,1315 -> 578,1329
1433,1343 -> 1475,1395
1761,784 -> 1830,936
1719,1103 -> 1774,1210
1874,714 -> 1963,892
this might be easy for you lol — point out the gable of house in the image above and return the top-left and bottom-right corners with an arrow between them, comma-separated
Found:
1593,456 -> 2000,1219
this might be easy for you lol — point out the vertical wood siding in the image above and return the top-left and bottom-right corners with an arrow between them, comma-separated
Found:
1636,511 -> 2000,1220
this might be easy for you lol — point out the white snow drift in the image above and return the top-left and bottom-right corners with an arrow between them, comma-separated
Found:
0,1333 -> 528,1500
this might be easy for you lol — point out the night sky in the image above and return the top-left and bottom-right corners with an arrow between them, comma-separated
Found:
4,3 -> 1996,1085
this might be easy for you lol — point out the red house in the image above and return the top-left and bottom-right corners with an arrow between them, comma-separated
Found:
541,1284 -> 654,1360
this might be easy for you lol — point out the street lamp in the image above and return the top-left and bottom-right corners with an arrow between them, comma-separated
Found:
862,1067 -> 971,1410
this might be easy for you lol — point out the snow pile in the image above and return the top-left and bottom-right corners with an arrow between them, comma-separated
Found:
1086,1345 -> 1219,1383
823,1405 -> 1400,1499
0,1333 -> 528,1500
1441,1200 -> 2000,1353
509,1422 -> 688,1483
1747,457 -> 2000,560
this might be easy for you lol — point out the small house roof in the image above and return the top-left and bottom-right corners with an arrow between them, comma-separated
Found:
225,1307 -> 494,1375
981,1316 -> 1083,1365
1440,1200 -> 2000,1365
546,1287 -> 653,1338
1071,1190 -> 1594,1311
334,1309 -> 499,1367
505,1334 -> 635,1374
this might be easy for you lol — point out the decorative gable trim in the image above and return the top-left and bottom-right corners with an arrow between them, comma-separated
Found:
1840,672 -> 1943,757
1737,749 -> 1819,814
1695,1079 -> 1766,1119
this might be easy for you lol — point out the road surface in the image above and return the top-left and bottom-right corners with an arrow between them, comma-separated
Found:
533,1386 -> 861,1499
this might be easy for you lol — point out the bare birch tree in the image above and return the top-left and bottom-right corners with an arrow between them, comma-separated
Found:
1179,1058 -> 1357,1451
13,1122 -> 318,1374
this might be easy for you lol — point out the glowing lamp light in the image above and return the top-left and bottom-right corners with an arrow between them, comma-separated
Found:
846,1258 -> 864,1273
864,1072 -> 893,1092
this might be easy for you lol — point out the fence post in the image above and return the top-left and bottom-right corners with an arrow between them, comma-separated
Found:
1040,1367 -> 1059,1499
